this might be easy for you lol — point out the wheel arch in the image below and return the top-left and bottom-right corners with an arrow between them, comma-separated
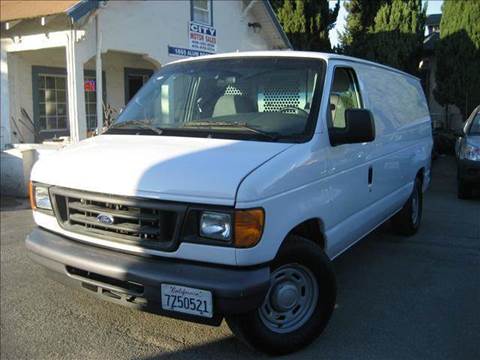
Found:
285,218 -> 326,250
416,167 -> 425,184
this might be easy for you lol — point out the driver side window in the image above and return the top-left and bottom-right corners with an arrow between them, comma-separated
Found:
329,67 -> 362,129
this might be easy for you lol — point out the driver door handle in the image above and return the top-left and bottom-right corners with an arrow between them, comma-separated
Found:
368,166 -> 373,187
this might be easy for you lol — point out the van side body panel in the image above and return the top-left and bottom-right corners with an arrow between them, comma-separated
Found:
236,59 -> 432,266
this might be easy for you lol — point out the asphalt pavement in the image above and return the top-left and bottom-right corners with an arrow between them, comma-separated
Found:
1,155 -> 479,360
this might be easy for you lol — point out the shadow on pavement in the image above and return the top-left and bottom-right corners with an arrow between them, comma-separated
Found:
0,196 -> 30,212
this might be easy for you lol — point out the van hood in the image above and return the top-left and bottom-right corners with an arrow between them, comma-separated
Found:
31,135 -> 292,205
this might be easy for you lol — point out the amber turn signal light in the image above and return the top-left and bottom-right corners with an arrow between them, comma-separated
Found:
28,181 -> 36,210
234,208 -> 264,248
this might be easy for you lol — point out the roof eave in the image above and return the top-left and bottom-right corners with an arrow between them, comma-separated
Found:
261,0 -> 292,50
66,0 -> 100,22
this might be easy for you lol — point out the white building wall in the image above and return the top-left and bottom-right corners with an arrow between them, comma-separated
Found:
98,0 -> 275,67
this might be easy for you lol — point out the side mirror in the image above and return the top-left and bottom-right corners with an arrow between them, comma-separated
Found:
330,109 -> 376,146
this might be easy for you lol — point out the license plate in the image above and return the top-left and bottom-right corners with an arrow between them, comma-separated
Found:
161,284 -> 213,318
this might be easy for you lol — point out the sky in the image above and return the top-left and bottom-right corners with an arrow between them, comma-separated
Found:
329,0 -> 444,48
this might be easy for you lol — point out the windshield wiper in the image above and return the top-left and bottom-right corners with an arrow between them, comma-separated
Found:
108,120 -> 164,135
183,121 -> 279,140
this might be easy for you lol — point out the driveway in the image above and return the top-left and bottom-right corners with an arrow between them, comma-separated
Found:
1,156 -> 479,360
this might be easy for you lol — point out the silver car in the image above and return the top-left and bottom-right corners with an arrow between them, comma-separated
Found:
456,105 -> 480,198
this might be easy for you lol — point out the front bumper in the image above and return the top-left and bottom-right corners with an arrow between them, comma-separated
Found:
458,159 -> 480,184
26,228 -> 270,326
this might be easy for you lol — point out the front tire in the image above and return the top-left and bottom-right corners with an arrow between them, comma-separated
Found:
392,177 -> 423,236
457,179 -> 471,199
226,236 -> 336,355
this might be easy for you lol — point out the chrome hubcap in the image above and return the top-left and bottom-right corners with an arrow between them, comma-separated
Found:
259,264 -> 319,333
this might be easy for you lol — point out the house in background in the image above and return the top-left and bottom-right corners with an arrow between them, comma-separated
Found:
420,13 -> 462,130
0,0 -> 290,196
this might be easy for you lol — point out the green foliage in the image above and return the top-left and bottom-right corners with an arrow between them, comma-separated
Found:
369,0 -> 426,74
270,0 -> 340,51
340,0 -> 389,56
341,0 -> 425,75
434,0 -> 480,118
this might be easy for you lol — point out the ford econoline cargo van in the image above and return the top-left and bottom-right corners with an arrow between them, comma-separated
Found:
26,52 -> 432,355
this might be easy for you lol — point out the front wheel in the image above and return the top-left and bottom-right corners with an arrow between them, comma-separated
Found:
226,236 -> 336,355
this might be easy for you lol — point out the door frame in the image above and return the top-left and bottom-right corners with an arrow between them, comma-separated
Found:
124,67 -> 154,105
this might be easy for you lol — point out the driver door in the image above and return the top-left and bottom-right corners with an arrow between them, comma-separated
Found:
325,65 -> 375,257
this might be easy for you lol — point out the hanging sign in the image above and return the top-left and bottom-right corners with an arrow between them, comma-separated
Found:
84,79 -> 96,92
188,21 -> 217,54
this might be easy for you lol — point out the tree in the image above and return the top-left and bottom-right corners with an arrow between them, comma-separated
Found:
340,0 -> 425,75
270,0 -> 340,52
434,1 -> 480,119
368,0 -> 426,74
339,0 -> 389,57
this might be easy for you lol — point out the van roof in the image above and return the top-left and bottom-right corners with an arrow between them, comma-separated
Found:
167,50 -> 420,81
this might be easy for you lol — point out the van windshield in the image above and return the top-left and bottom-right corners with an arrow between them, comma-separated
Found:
107,57 -> 324,142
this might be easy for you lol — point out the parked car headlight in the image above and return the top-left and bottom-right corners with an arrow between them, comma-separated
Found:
460,144 -> 480,161
29,182 -> 52,210
200,212 -> 232,241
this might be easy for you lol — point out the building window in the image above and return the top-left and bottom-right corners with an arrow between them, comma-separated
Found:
38,74 -> 68,131
191,0 -> 212,25
33,67 -> 106,142
38,74 -> 98,131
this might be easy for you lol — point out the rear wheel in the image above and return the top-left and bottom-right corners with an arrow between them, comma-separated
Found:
457,179 -> 472,199
392,177 -> 423,236
226,236 -> 336,355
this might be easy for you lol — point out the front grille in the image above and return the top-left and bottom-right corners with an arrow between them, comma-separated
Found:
50,187 -> 186,251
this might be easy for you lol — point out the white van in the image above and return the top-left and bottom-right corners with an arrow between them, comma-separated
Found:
26,52 -> 432,355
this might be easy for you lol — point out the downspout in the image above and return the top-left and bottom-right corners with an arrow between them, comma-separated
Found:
95,13 -> 103,133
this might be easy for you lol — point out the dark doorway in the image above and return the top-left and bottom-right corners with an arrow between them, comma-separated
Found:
124,68 -> 154,104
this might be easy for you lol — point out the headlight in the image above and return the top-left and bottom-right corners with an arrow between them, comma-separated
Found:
200,212 -> 232,241
198,209 -> 264,247
29,182 -> 52,210
460,144 -> 480,161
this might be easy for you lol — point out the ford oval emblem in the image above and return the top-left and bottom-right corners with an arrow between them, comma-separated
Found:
96,213 -> 114,225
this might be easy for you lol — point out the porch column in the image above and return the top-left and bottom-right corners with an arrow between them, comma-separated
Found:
95,16 -> 103,132
1,41 -> 12,149
65,28 -> 87,143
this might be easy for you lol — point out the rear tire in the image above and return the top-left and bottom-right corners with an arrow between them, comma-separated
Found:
226,236 -> 336,355
392,177 -> 423,236
457,180 -> 471,199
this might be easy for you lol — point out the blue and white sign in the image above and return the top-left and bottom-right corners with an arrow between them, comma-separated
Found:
189,21 -> 217,54
168,46 -> 212,58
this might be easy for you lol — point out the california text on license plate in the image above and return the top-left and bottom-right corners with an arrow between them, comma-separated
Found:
161,284 -> 213,318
